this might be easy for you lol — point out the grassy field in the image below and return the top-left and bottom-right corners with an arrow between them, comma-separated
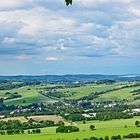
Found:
1,116 -> 28,122
56,82 -> 140,105
1,82 -> 140,139
0,117 -> 140,140
57,82 -> 127,99
94,86 -> 140,103
0,85 -> 55,106
0,81 -> 140,105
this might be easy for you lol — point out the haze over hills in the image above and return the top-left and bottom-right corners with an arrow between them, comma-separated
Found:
0,74 -> 140,83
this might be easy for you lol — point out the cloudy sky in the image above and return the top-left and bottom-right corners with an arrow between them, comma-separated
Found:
0,0 -> 140,75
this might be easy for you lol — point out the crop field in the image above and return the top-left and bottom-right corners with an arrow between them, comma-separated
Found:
0,117 -> 140,140
28,115 -> 65,123
1,116 -> 28,122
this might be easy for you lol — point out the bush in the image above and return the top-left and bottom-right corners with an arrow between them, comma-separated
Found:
104,136 -> 109,140
90,137 -> 98,140
36,129 -> 41,133
56,121 -> 65,126
56,125 -> 79,133
111,135 -> 121,140
123,133 -> 140,138
89,125 -> 96,130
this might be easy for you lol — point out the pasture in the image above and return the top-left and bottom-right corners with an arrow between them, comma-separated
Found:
0,117 -> 140,140
0,81 -> 140,105
95,86 -> 140,103
0,85 -> 55,106
57,82 -> 128,99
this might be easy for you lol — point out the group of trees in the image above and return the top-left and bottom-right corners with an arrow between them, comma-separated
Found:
96,80 -> 116,85
123,133 -> 140,139
0,102 -> 54,118
64,111 -> 133,122
131,89 -> 140,95
5,92 -> 22,100
134,96 -> 140,100
79,133 -> 140,140
40,90 -> 67,99
0,119 -> 60,131
111,135 -> 121,140
0,130 -> 24,135
56,123 -> 95,133
27,129 -> 41,134
0,129 -> 41,135
82,135 -> 121,140
96,112 -> 133,121
0,81 -> 41,90
65,114 -> 85,122
56,125 -> 79,133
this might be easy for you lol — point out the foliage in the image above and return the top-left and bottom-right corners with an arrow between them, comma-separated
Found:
111,135 -> 121,140
56,125 -> 79,133
0,119 -> 56,130
123,133 -> 140,139
135,120 -> 140,127
65,0 -> 72,6
65,114 -> 85,122
96,112 -> 133,121
89,125 -> 96,130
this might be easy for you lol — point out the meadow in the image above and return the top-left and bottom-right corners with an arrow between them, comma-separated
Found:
0,81 -> 140,105
0,85 -> 55,106
0,117 -> 140,140
0,81 -> 140,139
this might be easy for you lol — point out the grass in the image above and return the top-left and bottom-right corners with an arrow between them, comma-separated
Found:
1,116 -> 27,122
57,82 -> 125,100
0,86 -> 55,106
0,117 -> 140,140
28,115 -> 65,123
1,81 -> 140,105
94,86 -> 140,103
1,82 -> 140,139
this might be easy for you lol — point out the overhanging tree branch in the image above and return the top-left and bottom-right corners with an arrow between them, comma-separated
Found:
65,0 -> 72,6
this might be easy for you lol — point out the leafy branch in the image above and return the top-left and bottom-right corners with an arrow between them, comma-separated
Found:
65,0 -> 72,6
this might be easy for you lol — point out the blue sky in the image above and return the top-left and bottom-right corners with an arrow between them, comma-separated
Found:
0,0 -> 140,75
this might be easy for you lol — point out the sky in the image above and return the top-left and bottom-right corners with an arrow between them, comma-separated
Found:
0,0 -> 140,75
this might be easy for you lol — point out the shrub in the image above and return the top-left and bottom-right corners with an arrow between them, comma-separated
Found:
56,126 -> 79,133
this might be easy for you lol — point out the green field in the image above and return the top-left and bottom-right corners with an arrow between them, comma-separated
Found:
94,86 -> 140,103
0,117 -> 140,140
0,81 -> 140,105
57,82 -> 129,98
0,85 -> 55,105
0,81 -> 140,139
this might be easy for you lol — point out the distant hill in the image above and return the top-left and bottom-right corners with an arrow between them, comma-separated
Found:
0,74 -> 140,83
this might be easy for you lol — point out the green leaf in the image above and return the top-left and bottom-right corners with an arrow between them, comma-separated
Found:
65,0 -> 72,6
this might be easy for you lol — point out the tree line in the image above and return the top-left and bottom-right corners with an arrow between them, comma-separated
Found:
0,119 -> 64,131
0,129 -> 41,135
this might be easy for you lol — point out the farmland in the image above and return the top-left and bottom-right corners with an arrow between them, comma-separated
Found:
0,81 -> 140,106
0,85 -> 55,106
0,79 -> 140,140
0,117 -> 140,140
